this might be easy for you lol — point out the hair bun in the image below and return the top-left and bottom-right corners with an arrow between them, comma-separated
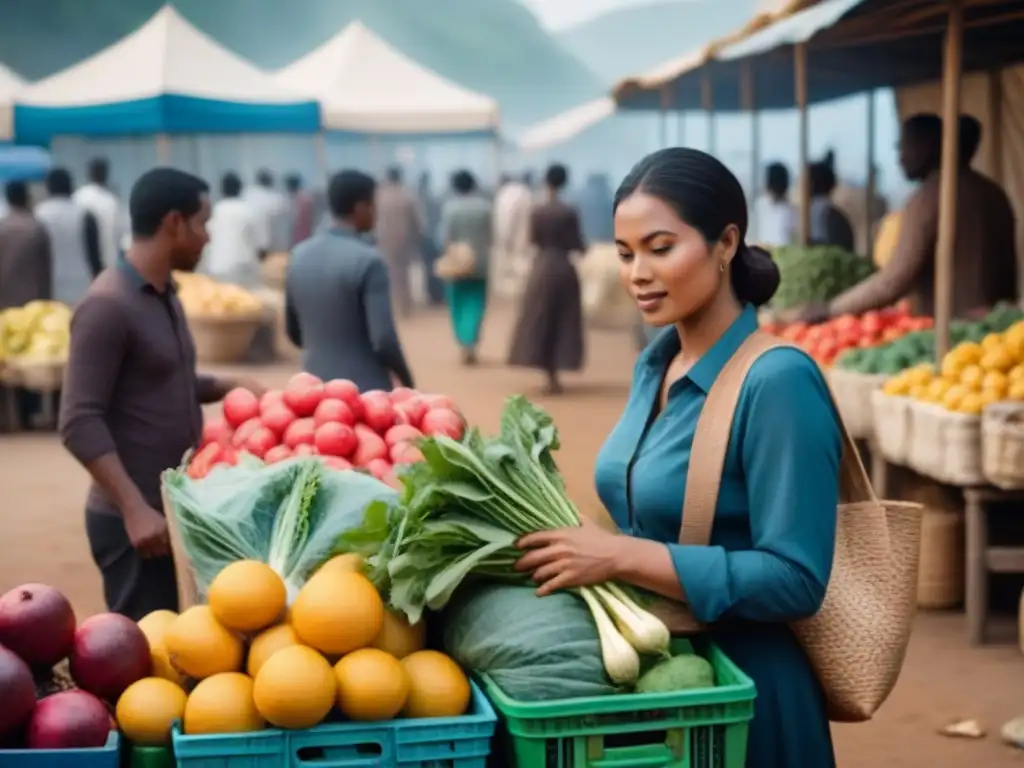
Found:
731,244 -> 780,307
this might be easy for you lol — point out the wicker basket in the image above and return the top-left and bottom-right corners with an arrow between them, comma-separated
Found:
871,390 -> 913,464
917,506 -> 965,609
188,313 -> 264,364
981,402 -> 1024,490
907,400 -> 984,486
10,358 -> 65,391
828,369 -> 888,439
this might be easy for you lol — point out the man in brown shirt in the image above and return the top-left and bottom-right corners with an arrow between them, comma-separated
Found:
805,113 -> 1017,320
0,180 -> 51,311
59,168 -> 264,620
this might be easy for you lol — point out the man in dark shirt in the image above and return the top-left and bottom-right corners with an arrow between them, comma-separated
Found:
285,170 -> 414,390
59,167 -> 264,620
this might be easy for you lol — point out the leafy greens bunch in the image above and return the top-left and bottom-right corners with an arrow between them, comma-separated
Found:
336,395 -> 671,685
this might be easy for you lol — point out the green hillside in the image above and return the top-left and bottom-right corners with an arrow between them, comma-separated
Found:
558,0 -> 760,85
0,0 -> 604,126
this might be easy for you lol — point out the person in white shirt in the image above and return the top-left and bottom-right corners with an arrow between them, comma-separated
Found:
203,172 -> 262,288
243,169 -> 290,255
73,157 -> 122,268
752,162 -> 797,248
492,172 -> 534,298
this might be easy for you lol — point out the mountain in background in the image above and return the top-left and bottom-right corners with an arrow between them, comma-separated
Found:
0,0 -> 603,128
557,0 -> 760,85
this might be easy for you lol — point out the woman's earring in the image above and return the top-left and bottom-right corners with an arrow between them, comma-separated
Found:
720,261 -> 726,273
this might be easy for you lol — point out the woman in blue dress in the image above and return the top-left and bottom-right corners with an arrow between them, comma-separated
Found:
517,148 -> 841,768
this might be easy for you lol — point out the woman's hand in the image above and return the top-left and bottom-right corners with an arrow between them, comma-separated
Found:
515,517 -> 622,596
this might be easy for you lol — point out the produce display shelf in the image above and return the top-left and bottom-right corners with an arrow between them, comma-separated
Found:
0,730 -> 120,768
481,640 -> 755,768
171,680 -> 496,768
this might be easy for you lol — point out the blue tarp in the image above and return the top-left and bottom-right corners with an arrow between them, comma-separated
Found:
615,0 -> 1024,113
0,144 -> 50,181
15,94 -> 320,146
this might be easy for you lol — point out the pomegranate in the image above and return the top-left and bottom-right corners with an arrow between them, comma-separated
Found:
26,690 -> 111,749
0,584 -> 76,669
69,614 -> 151,702
0,645 -> 35,738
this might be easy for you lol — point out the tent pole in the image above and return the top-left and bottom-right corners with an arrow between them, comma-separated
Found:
865,90 -> 877,259
315,132 -> 328,184
660,86 -> 671,148
156,134 -> 171,165
934,0 -> 964,362
701,64 -> 716,155
795,42 -> 810,246
741,60 -> 759,231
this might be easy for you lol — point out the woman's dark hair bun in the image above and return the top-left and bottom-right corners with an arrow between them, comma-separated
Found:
730,244 -> 779,307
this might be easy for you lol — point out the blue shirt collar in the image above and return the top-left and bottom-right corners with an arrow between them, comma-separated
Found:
643,304 -> 760,394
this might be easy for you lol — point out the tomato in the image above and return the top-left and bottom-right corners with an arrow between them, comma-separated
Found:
314,422 -> 358,457
283,380 -> 324,418
321,456 -> 353,471
188,442 -> 223,479
352,424 -> 389,466
323,378 -> 360,402
293,443 -> 319,457
261,403 -> 296,437
313,398 -> 355,427
201,417 -> 233,447
283,418 -> 317,449
390,387 -> 419,403
832,314 -> 859,333
895,315 -> 917,333
391,442 -> 425,465
881,327 -> 903,343
860,311 -> 883,335
421,408 -> 465,441
858,335 -> 879,348
780,323 -> 808,342
287,372 -> 323,389
364,458 -> 393,481
914,317 -> 934,330
231,418 -> 264,449
394,398 -> 428,428
361,393 -> 396,434
816,339 -> 838,361
264,445 -> 293,464
421,394 -> 459,413
384,424 -> 423,447
244,426 -> 278,459
223,388 -> 260,428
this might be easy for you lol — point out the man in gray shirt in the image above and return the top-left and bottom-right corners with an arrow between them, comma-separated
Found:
59,167 -> 263,619
285,170 -> 414,391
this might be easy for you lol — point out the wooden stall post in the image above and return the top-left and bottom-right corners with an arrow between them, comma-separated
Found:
741,59 -> 760,228
865,90 -> 877,260
660,86 -> 672,148
155,134 -> 171,165
701,64 -> 716,155
987,69 -> 1004,184
795,42 -> 811,246
934,0 -> 965,362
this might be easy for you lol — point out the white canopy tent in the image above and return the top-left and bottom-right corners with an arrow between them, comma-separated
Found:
518,98 -> 615,152
0,63 -> 25,142
15,4 -> 319,194
274,21 -> 499,136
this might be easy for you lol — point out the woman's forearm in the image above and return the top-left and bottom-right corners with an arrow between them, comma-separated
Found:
613,536 -> 686,601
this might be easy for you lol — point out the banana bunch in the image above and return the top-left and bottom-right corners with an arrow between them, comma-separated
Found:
0,300 -> 72,362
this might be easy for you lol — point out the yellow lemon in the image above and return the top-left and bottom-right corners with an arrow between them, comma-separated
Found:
924,378 -> 950,402
959,364 -> 985,391
982,370 -> 1009,396
1008,364 -> 1024,384
883,377 -> 910,397
908,365 -> 935,386
940,354 -> 966,380
908,384 -> 927,400
1006,333 -> 1024,363
952,341 -> 983,365
981,348 -> 1015,373
957,392 -> 984,415
1008,380 -> 1024,401
940,384 -> 969,412
981,332 -> 1005,351
978,389 -> 1003,408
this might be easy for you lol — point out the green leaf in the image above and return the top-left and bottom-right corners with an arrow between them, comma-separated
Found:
424,539 -> 515,610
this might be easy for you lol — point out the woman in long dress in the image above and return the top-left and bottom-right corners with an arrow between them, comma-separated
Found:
437,170 -> 493,364
508,164 -> 586,394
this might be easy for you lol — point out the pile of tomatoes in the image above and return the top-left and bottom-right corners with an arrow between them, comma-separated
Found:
188,373 -> 465,487
762,306 -> 933,367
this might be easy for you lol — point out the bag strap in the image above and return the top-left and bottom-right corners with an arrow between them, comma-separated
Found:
677,330 -> 877,546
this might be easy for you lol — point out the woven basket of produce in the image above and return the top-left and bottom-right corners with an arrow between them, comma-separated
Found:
827,368 -> 887,439
907,400 -> 983,486
981,402 -> 1024,490
899,479 -> 964,609
870,390 -> 913,464
188,313 -> 264,365
10,357 -> 65,391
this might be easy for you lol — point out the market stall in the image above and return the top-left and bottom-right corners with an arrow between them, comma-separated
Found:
0,384 -> 762,767
0,300 -> 70,432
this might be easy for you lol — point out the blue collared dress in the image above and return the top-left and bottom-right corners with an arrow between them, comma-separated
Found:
595,305 -> 841,768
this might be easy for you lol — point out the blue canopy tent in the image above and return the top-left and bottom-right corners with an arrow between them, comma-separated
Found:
13,5 -> 320,196
0,145 -> 51,183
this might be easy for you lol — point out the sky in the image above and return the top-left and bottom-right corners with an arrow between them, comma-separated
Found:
519,0 -> 694,30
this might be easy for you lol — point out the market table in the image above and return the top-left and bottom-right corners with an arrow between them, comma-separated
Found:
964,486 -> 1024,645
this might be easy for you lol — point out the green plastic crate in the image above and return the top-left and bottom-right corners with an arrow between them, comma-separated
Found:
479,640 -> 755,768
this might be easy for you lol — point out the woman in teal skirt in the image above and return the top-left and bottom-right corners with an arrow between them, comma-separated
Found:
437,170 -> 493,365
516,148 -> 840,767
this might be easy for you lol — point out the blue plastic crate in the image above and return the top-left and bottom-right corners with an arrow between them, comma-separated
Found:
0,730 -> 121,768
172,680 -> 496,768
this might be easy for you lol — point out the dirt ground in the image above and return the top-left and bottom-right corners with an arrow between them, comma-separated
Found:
1,301 -> 1022,767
